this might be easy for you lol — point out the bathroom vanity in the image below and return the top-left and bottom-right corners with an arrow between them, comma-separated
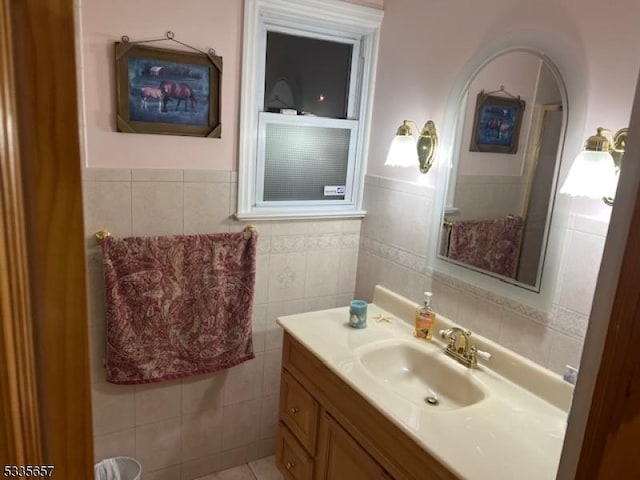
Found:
275,287 -> 571,479
276,332 -> 454,479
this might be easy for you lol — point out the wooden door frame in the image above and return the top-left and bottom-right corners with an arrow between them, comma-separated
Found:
0,0 -> 42,463
0,0 -> 93,476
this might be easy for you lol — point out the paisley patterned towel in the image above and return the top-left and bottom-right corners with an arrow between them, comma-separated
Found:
101,231 -> 257,384
448,217 -> 523,278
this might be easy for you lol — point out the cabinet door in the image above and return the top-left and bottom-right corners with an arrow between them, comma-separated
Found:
316,413 -> 391,480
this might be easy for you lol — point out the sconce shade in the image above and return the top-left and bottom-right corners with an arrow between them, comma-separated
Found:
385,131 -> 418,167
385,120 -> 438,173
559,150 -> 618,199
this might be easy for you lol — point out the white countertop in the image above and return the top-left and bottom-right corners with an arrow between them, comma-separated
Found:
277,287 -> 569,480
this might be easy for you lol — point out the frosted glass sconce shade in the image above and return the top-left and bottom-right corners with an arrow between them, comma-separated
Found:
385,120 -> 439,174
559,151 -> 618,199
385,133 -> 417,167
559,127 -> 628,206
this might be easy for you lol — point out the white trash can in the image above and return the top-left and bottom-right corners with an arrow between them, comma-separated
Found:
94,456 -> 141,480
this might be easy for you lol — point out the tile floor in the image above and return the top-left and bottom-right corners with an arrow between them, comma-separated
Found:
196,456 -> 283,480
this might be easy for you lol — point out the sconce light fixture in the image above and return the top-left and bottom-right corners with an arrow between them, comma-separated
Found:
560,127 -> 628,206
385,120 -> 439,174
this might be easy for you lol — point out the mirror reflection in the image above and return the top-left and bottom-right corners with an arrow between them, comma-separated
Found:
439,51 -> 566,290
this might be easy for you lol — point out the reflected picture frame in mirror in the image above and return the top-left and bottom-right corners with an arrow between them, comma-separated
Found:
437,49 -> 569,293
469,91 -> 526,154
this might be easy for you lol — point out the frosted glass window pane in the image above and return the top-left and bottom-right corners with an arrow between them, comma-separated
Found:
263,124 -> 350,202
264,32 -> 352,119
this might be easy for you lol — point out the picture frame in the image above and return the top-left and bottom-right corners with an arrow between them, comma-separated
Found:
115,42 -> 222,138
469,92 -> 525,154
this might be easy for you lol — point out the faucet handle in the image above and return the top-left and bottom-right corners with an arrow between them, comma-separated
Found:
474,348 -> 492,362
467,346 -> 491,367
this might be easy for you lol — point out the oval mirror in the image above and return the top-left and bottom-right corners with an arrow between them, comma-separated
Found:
437,51 -> 567,291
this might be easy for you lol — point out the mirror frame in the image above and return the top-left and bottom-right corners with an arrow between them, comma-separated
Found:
439,50 -> 567,292
430,32 -> 588,311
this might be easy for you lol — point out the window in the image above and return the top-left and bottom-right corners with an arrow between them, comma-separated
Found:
264,31 -> 353,118
237,0 -> 383,220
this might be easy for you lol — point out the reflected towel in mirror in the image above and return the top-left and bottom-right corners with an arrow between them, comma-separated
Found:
447,217 -> 524,278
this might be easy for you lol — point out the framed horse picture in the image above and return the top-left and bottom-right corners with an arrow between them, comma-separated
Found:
115,42 -> 222,138
469,92 -> 525,154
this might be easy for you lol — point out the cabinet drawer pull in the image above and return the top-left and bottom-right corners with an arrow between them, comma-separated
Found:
290,407 -> 299,415
286,461 -> 295,470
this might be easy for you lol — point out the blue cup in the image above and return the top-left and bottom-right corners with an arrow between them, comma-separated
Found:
349,300 -> 367,329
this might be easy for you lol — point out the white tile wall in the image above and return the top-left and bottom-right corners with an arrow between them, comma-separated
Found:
181,408 -> 223,462
84,169 -> 361,479
184,183 -> 231,234
132,182 -> 184,235
135,381 -> 182,426
93,428 -> 136,462
181,373 -> 226,415
356,174 -> 604,376
556,230 -> 606,315
136,418 -> 182,472
91,382 -> 135,436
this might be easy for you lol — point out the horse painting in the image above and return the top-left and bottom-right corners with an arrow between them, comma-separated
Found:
140,87 -> 164,112
498,122 -> 513,139
159,81 -> 197,112
485,117 -> 502,138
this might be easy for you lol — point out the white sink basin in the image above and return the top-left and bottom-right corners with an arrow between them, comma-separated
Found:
356,339 -> 486,410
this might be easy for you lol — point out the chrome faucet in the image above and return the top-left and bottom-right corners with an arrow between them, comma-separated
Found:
439,327 -> 491,368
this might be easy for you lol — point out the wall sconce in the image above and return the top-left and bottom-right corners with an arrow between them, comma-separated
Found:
560,127 -> 628,206
384,120 -> 439,174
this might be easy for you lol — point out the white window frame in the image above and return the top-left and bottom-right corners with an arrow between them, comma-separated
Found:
236,0 -> 383,221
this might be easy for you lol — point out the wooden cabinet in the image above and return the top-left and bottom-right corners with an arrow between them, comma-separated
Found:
316,413 -> 391,480
276,333 -> 458,480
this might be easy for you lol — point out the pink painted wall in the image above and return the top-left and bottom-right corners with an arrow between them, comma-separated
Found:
79,0 -> 243,170
78,0 -> 382,170
369,0 -> 640,186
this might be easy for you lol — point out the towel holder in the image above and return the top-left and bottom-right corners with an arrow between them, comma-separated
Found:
95,230 -> 111,243
95,225 -> 257,244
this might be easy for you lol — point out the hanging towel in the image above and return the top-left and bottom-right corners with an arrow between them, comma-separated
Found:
447,217 -> 523,278
101,231 -> 257,384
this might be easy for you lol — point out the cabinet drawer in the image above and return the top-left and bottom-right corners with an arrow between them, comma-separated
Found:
280,369 -> 319,453
276,422 -> 314,480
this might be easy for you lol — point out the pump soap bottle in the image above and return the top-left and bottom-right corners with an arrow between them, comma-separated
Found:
415,292 -> 436,340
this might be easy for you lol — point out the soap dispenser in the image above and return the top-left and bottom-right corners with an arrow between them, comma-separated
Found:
415,292 -> 436,340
